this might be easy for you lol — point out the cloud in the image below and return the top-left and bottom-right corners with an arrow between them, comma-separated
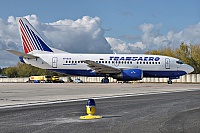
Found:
139,22 -> 200,50
43,16 -> 112,54
106,37 -> 145,54
0,15 -> 112,67
0,16 -> 22,68
0,14 -> 200,67
107,22 -> 200,54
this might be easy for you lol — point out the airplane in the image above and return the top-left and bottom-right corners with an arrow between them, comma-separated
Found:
7,18 -> 194,84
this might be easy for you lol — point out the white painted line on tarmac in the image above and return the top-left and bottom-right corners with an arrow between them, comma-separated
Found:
0,89 -> 199,109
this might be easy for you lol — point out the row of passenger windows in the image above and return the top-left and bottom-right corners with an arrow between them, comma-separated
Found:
65,60 -> 161,65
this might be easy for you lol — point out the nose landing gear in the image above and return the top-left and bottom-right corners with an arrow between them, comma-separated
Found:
168,76 -> 179,84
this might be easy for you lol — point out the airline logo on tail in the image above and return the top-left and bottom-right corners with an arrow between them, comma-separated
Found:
18,18 -> 53,53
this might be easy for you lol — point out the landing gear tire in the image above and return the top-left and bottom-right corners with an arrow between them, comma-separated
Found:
167,80 -> 172,84
101,78 -> 109,83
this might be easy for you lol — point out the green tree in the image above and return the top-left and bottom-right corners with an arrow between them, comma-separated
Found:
175,43 -> 191,64
4,66 -> 18,77
145,43 -> 200,74
2,62 -> 65,78
190,44 -> 200,73
0,67 -> 2,74
145,50 -> 161,55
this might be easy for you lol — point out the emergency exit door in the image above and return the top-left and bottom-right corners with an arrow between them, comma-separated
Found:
52,57 -> 58,68
165,58 -> 170,69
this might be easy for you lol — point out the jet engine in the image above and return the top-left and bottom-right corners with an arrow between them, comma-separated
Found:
112,69 -> 143,81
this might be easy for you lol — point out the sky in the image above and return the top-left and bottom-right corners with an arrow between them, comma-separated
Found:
0,0 -> 200,67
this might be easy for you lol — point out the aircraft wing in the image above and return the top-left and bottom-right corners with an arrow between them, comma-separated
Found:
6,50 -> 38,59
83,60 -> 120,74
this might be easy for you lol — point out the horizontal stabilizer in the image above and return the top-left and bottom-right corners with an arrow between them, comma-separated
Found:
6,50 -> 38,59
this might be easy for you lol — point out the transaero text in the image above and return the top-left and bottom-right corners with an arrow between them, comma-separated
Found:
109,56 -> 160,61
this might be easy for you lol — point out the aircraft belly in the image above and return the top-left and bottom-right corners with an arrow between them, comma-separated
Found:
143,70 -> 186,77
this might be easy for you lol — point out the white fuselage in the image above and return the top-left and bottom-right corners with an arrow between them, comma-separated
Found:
23,53 -> 194,78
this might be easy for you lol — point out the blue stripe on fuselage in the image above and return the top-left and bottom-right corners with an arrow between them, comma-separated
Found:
143,71 -> 186,77
48,69 -> 186,78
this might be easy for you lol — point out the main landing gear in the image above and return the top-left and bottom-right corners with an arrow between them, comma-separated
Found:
167,80 -> 173,84
101,77 -> 109,83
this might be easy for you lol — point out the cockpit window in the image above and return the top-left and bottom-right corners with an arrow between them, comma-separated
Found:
176,60 -> 184,64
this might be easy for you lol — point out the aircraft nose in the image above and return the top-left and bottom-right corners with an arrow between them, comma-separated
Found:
186,65 -> 194,74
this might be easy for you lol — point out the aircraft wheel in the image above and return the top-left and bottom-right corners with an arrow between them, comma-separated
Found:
167,80 -> 172,84
101,78 -> 109,83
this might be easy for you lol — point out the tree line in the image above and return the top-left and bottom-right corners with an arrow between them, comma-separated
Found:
0,63 -> 64,78
145,43 -> 200,74
0,43 -> 199,78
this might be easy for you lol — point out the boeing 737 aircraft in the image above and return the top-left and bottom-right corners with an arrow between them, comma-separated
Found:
7,18 -> 194,84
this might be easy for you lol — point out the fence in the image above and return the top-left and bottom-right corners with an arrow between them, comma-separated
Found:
0,74 -> 199,83
63,74 -> 200,83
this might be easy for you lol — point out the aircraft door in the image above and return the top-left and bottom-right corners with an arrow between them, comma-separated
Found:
165,58 -> 170,69
52,57 -> 58,68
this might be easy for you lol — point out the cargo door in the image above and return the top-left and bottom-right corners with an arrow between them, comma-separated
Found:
165,58 -> 170,69
52,57 -> 58,68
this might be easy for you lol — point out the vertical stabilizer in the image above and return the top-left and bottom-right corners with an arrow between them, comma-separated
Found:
16,18 -> 53,54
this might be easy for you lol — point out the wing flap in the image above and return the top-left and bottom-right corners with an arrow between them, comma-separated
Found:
83,60 -> 120,74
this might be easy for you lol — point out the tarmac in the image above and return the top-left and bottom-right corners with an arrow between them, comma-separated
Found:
0,83 -> 200,108
0,83 -> 200,133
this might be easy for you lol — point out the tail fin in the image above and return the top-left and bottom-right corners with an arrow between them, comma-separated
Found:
16,18 -> 53,54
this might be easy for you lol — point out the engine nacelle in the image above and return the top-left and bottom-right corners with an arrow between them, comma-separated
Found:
112,69 -> 143,81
